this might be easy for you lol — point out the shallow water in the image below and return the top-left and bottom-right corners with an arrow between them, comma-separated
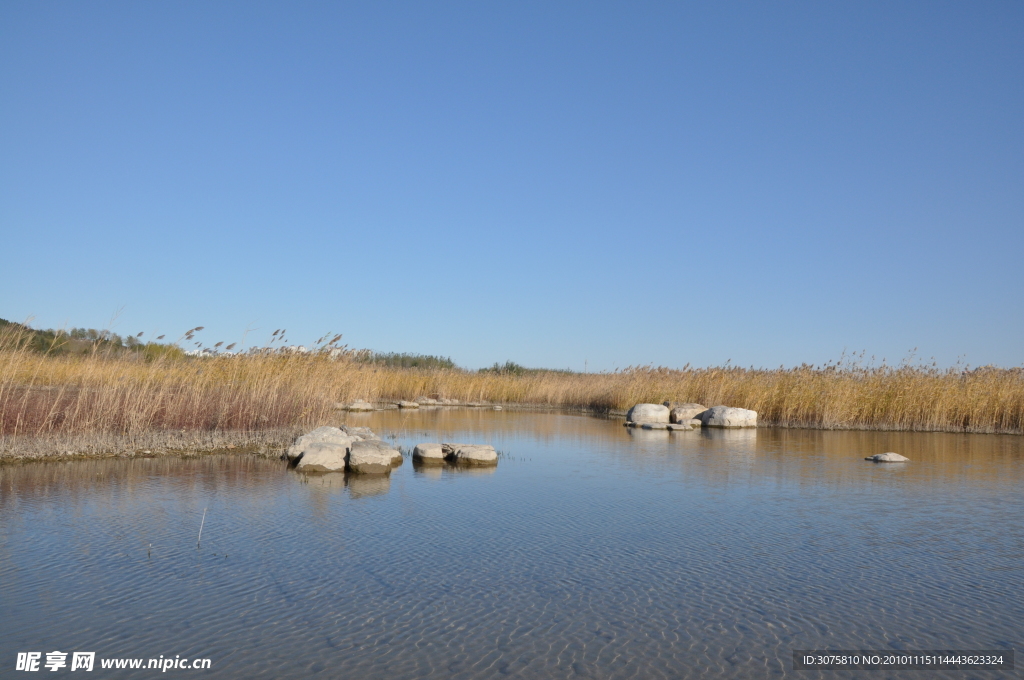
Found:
1,410 -> 1022,679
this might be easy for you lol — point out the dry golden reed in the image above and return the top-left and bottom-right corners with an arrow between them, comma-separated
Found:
2,330 -> 1022,443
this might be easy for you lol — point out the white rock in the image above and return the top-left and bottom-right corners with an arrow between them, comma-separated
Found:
625,403 -> 670,424
670,403 -> 707,424
296,442 -> 350,472
701,406 -> 757,428
865,452 -> 909,463
667,423 -> 693,431
287,426 -> 356,461
342,426 -> 378,440
443,443 -> 498,466
397,401 -> 419,408
347,440 -> 398,474
688,418 -> 703,427
415,397 -> 439,405
346,400 -> 375,411
413,443 -> 446,463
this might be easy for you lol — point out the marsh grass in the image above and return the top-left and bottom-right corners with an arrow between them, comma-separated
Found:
2,323 -> 1022,459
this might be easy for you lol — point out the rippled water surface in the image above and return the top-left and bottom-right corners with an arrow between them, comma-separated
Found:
2,410 -> 1022,678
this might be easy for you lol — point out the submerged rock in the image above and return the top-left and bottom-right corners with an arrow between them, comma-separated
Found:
667,423 -> 694,431
641,422 -> 669,430
625,403 -> 670,424
347,440 -> 398,474
865,452 -> 909,463
443,443 -> 498,466
413,443 -> 446,464
670,404 -> 707,424
296,442 -> 351,472
345,400 -> 375,411
701,406 -> 757,428
397,401 -> 419,408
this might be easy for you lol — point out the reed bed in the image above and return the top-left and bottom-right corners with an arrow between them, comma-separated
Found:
2,331 -> 1023,458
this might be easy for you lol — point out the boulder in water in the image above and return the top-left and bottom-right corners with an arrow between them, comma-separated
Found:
670,404 -> 707,424
296,442 -> 350,472
413,443 -> 445,464
287,426 -> 356,461
865,452 -> 909,463
625,403 -> 670,424
347,440 -> 398,474
443,443 -> 498,466
700,406 -> 757,428
342,426 -> 378,440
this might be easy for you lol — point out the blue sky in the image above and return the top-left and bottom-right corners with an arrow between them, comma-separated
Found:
2,2 -> 1021,370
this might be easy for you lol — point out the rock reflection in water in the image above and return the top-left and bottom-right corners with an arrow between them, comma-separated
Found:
301,470 -> 392,499
346,472 -> 391,498
411,460 -> 497,478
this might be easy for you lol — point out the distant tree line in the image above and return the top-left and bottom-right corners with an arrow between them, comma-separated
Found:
0,318 -> 183,359
355,351 -> 458,370
478,361 -> 575,376
1,317 -> 577,373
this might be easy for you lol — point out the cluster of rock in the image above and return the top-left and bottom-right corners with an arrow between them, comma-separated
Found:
624,402 -> 758,430
412,443 -> 498,466
337,397 -> 501,411
287,426 -> 402,474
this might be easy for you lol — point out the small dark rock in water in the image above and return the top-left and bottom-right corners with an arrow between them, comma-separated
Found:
865,452 -> 909,462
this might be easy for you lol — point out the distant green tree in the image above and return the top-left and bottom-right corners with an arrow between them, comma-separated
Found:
357,352 -> 458,370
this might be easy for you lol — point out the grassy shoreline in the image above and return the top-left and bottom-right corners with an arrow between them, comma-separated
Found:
3,330 -> 1023,460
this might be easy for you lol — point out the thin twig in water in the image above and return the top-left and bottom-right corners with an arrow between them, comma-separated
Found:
197,507 -> 207,549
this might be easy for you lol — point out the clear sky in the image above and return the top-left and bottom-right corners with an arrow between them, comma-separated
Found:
2,2 -> 1021,370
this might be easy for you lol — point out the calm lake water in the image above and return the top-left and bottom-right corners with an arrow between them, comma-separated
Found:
1,410 -> 1022,679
